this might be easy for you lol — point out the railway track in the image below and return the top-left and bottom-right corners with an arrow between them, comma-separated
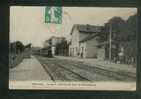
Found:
36,56 -> 90,81
36,55 -> 136,81
51,59 -> 136,81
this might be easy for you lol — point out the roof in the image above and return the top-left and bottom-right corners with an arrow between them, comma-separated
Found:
70,24 -> 102,35
98,40 -> 119,46
79,33 -> 99,43
50,36 -> 65,40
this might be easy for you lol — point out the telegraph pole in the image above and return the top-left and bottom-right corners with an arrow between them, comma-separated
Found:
109,23 -> 112,63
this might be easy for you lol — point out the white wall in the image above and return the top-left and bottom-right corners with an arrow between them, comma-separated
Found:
69,27 -> 80,57
85,37 -> 105,59
97,48 -> 105,60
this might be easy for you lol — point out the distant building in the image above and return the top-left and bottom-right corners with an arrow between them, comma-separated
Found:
55,39 -> 69,56
69,24 -> 105,59
50,36 -> 65,46
49,36 -> 65,56
43,36 -> 66,56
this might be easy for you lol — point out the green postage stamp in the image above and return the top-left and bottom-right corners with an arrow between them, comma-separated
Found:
45,7 -> 62,24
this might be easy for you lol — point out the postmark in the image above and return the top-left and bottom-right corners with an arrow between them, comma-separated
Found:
45,7 -> 72,34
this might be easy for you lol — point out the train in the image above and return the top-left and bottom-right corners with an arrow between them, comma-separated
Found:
33,46 -> 53,58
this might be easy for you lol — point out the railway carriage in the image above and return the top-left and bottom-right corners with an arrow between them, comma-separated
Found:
37,47 -> 53,58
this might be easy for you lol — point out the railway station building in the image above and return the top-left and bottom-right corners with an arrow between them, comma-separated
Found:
69,24 -> 105,60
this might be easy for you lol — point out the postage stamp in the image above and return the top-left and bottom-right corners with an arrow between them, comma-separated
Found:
45,7 -> 62,24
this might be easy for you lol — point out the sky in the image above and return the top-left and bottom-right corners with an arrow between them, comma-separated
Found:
10,6 -> 137,47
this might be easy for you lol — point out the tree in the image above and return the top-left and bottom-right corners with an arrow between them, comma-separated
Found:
103,14 -> 137,64
10,41 -> 24,54
107,17 -> 127,41
125,14 -> 137,64
15,41 -> 24,53
126,14 -> 137,40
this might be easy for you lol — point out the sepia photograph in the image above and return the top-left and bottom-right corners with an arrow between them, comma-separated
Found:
9,6 -> 137,90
